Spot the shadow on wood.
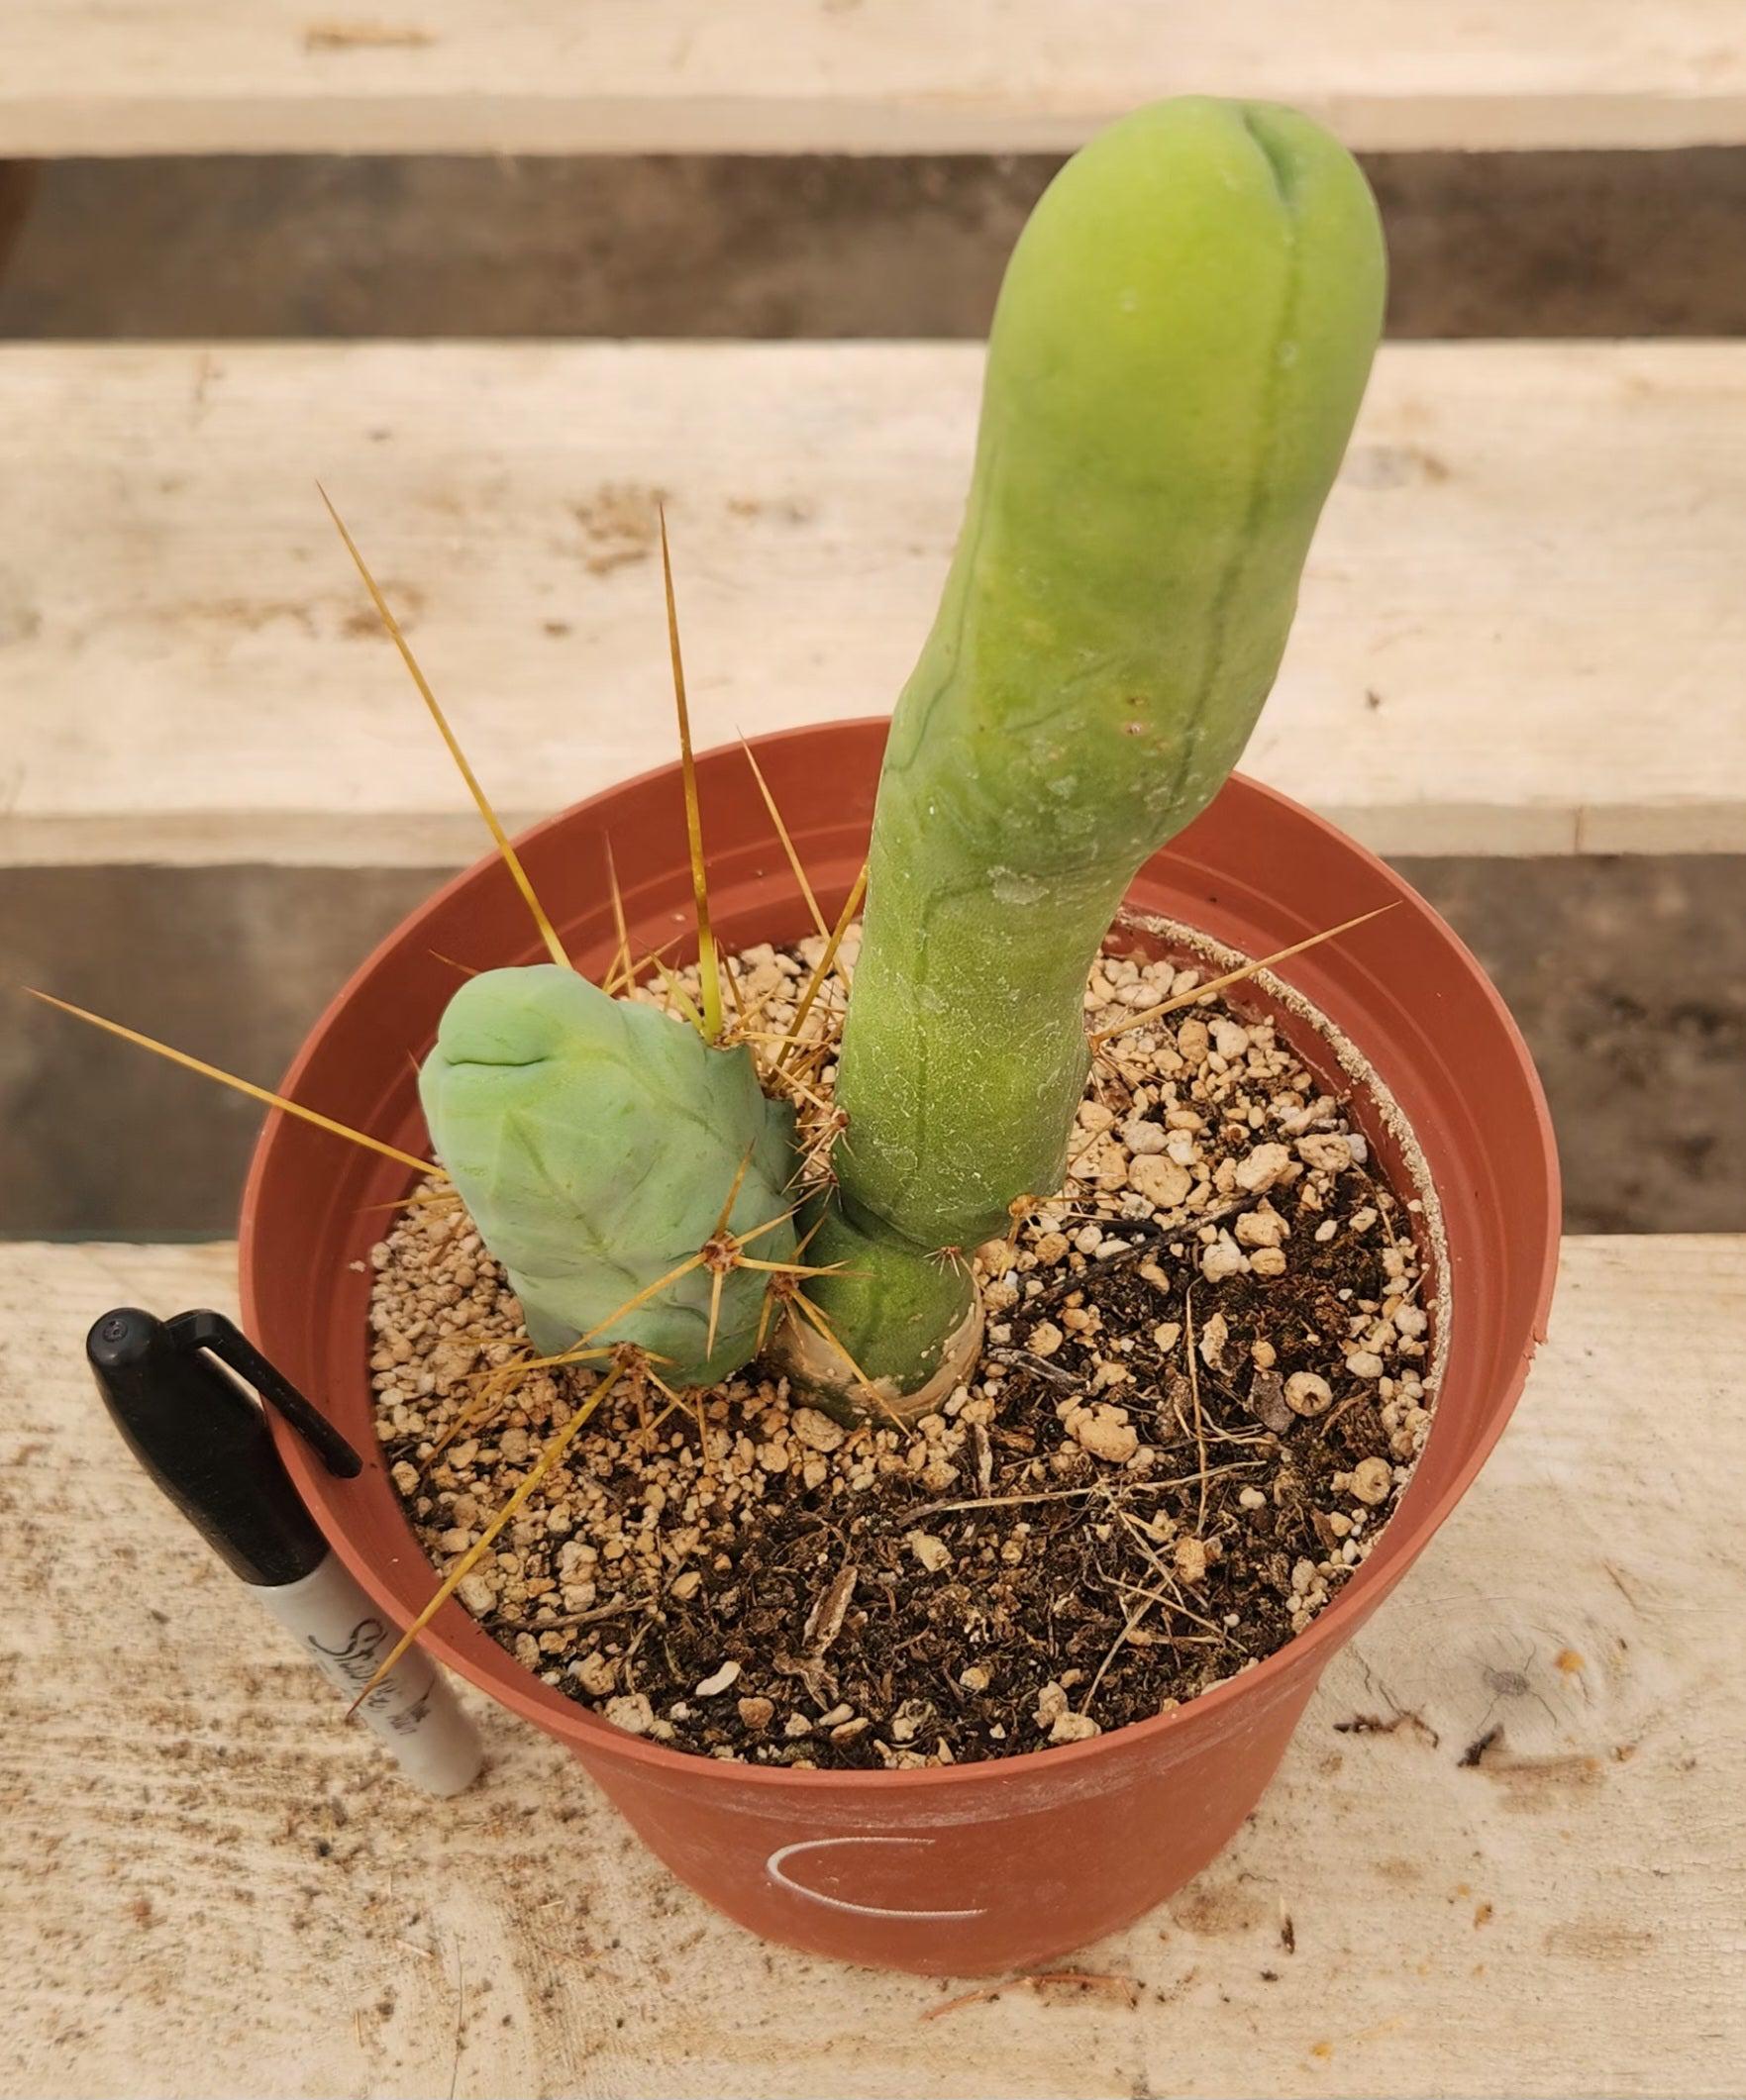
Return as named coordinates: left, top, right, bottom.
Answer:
left=0, top=161, right=37, bottom=279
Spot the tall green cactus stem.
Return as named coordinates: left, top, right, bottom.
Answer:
left=420, top=966, right=799, bottom=1385
left=809, top=97, right=1386, bottom=1399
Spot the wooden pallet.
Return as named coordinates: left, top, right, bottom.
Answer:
left=5, top=1235, right=1740, bottom=2097
left=3, top=339, right=1742, bottom=869
left=3, top=1, right=1745, bottom=155
left=4, top=12, right=1742, bottom=2084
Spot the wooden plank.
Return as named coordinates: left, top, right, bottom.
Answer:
left=2, top=2, right=1744, bottom=156
left=2, top=1235, right=1741, bottom=2097
left=2, top=340, right=1742, bottom=868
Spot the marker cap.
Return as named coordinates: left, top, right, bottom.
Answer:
left=86, top=1306, right=358, bottom=1586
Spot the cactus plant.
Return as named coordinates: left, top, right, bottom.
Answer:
left=419, top=93, right=1385, bottom=1412
left=419, top=966, right=799, bottom=1383
left=801, top=97, right=1387, bottom=1398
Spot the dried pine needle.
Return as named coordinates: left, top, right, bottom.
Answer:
left=703, top=1265, right=728, bottom=1359
left=735, top=1255, right=848, bottom=1278
left=651, top=956, right=706, bottom=1036
left=348, top=1360, right=630, bottom=1711
left=657, top=506, right=724, bottom=1042
left=720, top=950, right=747, bottom=1026
left=25, top=989, right=440, bottom=1176
left=739, top=737, right=831, bottom=945
left=319, top=484, right=572, bottom=973
left=785, top=1287, right=906, bottom=1432
left=608, top=935, right=684, bottom=1000
left=707, top=1144, right=757, bottom=1242
left=774, top=865, right=868, bottom=1076
left=1089, top=905, right=1396, bottom=1050
left=600, top=835, right=635, bottom=993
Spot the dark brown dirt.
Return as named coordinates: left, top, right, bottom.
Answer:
left=549, top=1173, right=1417, bottom=1769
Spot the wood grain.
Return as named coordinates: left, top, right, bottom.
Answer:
left=2, top=1235, right=1741, bottom=2098
left=2, top=1, right=1744, bottom=155
left=1, top=340, right=1742, bottom=868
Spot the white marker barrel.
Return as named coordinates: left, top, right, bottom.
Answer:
left=257, top=1553, right=484, bottom=1797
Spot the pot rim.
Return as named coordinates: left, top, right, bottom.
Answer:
left=244, top=717, right=1561, bottom=1795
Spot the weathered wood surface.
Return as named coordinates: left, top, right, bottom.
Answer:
left=2, top=1234, right=1741, bottom=2098
left=2, top=340, right=1742, bottom=868
left=2, top=1, right=1743, bottom=156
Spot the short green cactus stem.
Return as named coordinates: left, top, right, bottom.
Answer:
left=420, top=966, right=799, bottom=1385
left=804, top=97, right=1387, bottom=1400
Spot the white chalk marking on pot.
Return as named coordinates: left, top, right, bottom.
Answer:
left=766, top=1838, right=986, bottom=1921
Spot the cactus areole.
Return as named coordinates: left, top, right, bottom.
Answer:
left=418, top=96, right=1387, bottom=1415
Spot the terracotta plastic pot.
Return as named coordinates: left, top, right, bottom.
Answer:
left=242, top=718, right=1559, bottom=1976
